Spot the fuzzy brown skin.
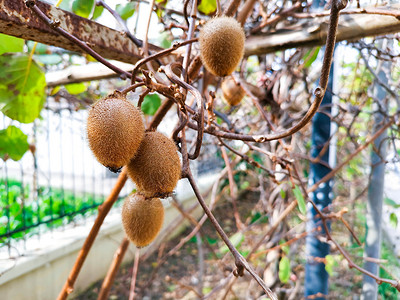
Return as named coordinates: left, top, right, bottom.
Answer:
left=127, top=131, right=181, bottom=197
left=199, top=17, right=245, bottom=77
left=121, top=194, right=164, bottom=247
left=221, top=77, right=245, bottom=106
left=87, top=94, right=145, bottom=171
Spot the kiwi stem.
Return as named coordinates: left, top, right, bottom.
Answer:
left=97, top=237, right=130, bottom=300
left=57, top=169, right=128, bottom=300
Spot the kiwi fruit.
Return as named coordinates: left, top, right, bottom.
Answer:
left=86, top=91, right=145, bottom=172
left=221, top=77, right=245, bottom=106
left=199, top=16, right=245, bottom=77
left=127, top=131, right=181, bottom=197
left=121, top=193, right=164, bottom=247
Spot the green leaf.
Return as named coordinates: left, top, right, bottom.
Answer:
left=218, top=232, right=244, bottom=255
left=240, top=181, right=250, bottom=190
left=384, top=197, right=400, bottom=208
left=279, top=256, right=290, bottom=283
left=279, top=240, right=289, bottom=255
left=72, top=0, right=95, bottom=18
left=91, top=5, right=104, bottom=20
left=303, top=47, right=320, bottom=68
left=141, top=94, right=161, bottom=116
left=0, top=34, right=24, bottom=55
left=116, top=2, right=136, bottom=20
left=65, top=82, right=87, bottom=94
left=159, top=32, right=173, bottom=49
left=280, top=189, right=286, bottom=199
left=293, top=185, right=306, bottom=215
left=0, top=125, right=29, bottom=161
left=205, top=236, right=218, bottom=245
left=325, top=254, right=335, bottom=276
left=198, top=0, right=217, bottom=15
left=390, top=213, right=398, bottom=228
left=0, top=55, right=46, bottom=123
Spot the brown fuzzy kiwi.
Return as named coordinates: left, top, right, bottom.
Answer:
left=199, top=16, right=245, bottom=77
left=121, top=193, right=164, bottom=247
left=127, top=131, right=181, bottom=197
left=87, top=91, right=145, bottom=172
left=221, top=77, right=245, bottom=106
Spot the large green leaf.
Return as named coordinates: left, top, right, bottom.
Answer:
left=198, top=0, right=217, bottom=15
left=72, top=0, right=95, bottom=18
left=0, top=55, right=46, bottom=123
left=0, top=34, right=24, bottom=55
left=0, top=125, right=29, bottom=161
left=279, top=256, right=290, bottom=283
left=141, top=94, right=161, bottom=116
left=116, top=2, right=136, bottom=20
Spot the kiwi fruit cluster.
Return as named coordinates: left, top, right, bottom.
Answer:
left=87, top=91, right=144, bottom=172
left=199, top=16, right=245, bottom=77
left=122, top=132, right=180, bottom=246
left=87, top=92, right=182, bottom=247
left=221, top=77, right=245, bottom=106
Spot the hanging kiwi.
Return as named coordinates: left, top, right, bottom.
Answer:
left=221, top=77, right=245, bottom=106
left=127, top=131, right=181, bottom=198
left=121, top=193, right=164, bottom=247
left=86, top=91, right=145, bottom=172
left=199, top=16, right=245, bottom=77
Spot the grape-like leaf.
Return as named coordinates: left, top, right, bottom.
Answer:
left=0, top=55, right=46, bottom=123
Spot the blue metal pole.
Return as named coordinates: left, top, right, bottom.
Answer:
left=304, top=57, right=334, bottom=299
